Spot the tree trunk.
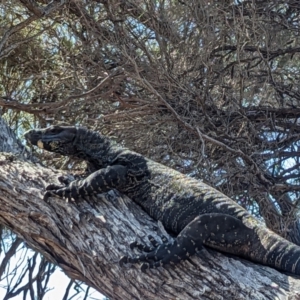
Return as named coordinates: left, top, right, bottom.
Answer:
left=0, top=120, right=299, bottom=299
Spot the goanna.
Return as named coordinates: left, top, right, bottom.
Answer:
left=25, top=125, right=300, bottom=274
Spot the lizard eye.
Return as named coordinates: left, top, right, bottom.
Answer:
left=49, top=141, right=59, bottom=149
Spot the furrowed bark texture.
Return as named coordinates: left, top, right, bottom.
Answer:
left=0, top=122, right=299, bottom=299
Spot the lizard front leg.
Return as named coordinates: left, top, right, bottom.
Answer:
left=44, top=165, right=128, bottom=202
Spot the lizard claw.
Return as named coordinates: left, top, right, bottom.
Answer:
left=141, top=262, right=150, bottom=272
left=119, top=256, right=129, bottom=266
left=43, top=190, right=55, bottom=202
left=43, top=187, right=74, bottom=203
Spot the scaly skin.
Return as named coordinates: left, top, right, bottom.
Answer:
left=25, top=125, right=300, bottom=273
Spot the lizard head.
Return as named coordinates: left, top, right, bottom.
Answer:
left=25, top=125, right=78, bottom=155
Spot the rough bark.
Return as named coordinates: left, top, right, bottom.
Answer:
left=0, top=122, right=300, bottom=299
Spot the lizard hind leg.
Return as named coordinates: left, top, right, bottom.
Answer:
left=119, top=228, right=204, bottom=272
left=120, top=213, right=252, bottom=271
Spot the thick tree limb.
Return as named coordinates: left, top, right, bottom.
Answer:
left=1, top=153, right=300, bottom=299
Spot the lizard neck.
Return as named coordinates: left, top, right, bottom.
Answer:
left=73, top=128, right=123, bottom=168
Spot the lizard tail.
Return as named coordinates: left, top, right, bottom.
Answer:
left=250, top=226, right=300, bottom=275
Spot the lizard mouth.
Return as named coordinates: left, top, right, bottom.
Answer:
left=24, top=129, right=43, bottom=146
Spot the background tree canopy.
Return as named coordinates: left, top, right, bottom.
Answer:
left=1, top=0, right=300, bottom=298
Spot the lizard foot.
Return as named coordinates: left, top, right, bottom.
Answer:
left=119, top=235, right=192, bottom=272
left=43, top=186, right=79, bottom=202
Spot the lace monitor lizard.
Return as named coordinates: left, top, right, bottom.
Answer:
left=25, top=125, right=300, bottom=274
